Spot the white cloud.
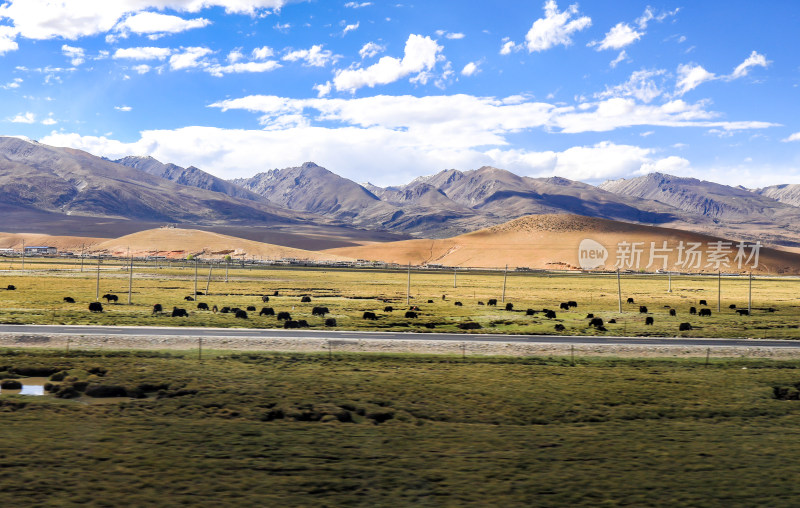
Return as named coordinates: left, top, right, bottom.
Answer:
left=499, top=40, right=518, bottom=55
left=206, top=60, right=281, bottom=77
left=227, top=49, right=244, bottom=63
left=589, top=22, right=642, bottom=51
left=597, top=69, right=666, bottom=103
left=113, top=47, right=172, bottom=60
left=313, top=81, right=332, bottom=97
left=782, top=132, right=800, bottom=143
left=461, top=61, right=480, bottom=77
left=61, top=44, right=85, bottom=65
left=41, top=115, right=57, bottom=125
left=273, top=22, right=291, bottom=33
left=133, top=64, right=152, bottom=74
left=169, top=46, right=213, bottom=70
left=731, top=50, right=770, bottom=79
left=282, top=45, right=335, bottom=67
left=0, top=1, right=289, bottom=42
left=675, top=51, right=770, bottom=95
left=342, top=22, right=359, bottom=35
left=486, top=142, right=687, bottom=181
left=0, top=25, right=19, bottom=54
left=333, top=34, right=443, bottom=93
left=114, top=12, right=210, bottom=37
left=115, top=105, right=133, bottom=112
left=609, top=50, right=629, bottom=68
left=675, top=64, right=716, bottom=95
left=359, top=42, right=385, bottom=59
left=2, top=77, right=23, bottom=89
left=344, top=1, right=371, bottom=7
left=436, top=30, right=465, bottom=40
left=9, top=112, right=35, bottom=123
left=524, top=0, right=591, bottom=52
left=252, top=46, right=275, bottom=60
left=209, top=93, right=776, bottom=143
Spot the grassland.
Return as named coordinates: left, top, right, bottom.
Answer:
left=1, top=257, right=799, bottom=339
left=2, top=350, right=800, bottom=506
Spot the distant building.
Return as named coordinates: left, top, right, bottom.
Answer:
left=24, top=246, right=57, bottom=255
left=0, top=248, right=15, bottom=256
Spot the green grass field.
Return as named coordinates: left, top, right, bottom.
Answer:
left=1, top=259, right=799, bottom=338
left=2, top=350, right=800, bottom=506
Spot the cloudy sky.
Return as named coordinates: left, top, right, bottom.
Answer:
left=1, top=0, right=798, bottom=187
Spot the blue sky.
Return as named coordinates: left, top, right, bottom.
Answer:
left=1, top=0, right=798, bottom=187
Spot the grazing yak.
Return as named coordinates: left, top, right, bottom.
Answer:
left=526, top=309, right=536, bottom=316
left=645, top=317, right=654, bottom=325
left=454, top=301, right=463, bottom=307
left=102, top=293, right=118, bottom=303
left=554, top=324, right=566, bottom=331
left=505, top=303, right=514, bottom=311
left=560, top=302, right=570, bottom=310
left=679, top=322, right=693, bottom=331
left=544, top=310, right=557, bottom=319
left=487, top=299, right=498, bottom=306
left=246, top=306, right=256, bottom=311
left=639, top=306, right=648, bottom=314
left=197, top=302, right=209, bottom=310
left=736, top=309, right=750, bottom=316
left=362, top=311, right=378, bottom=320
left=277, top=311, right=291, bottom=321
left=235, top=310, right=248, bottom=319
left=184, top=296, right=194, bottom=302
left=325, top=318, right=337, bottom=327
left=153, top=304, right=163, bottom=314
left=699, top=308, right=712, bottom=317
left=669, top=309, right=676, bottom=317
left=689, top=306, right=697, bottom=315
left=567, top=301, right=578, bottom=308
left=63, top=296, right=75, bottom=303
left=300, top=296, right=312, bottom=303
left=589, top=317, right=604, bottom=328
left=262, top=296, right=270, bottom=303
left=171, top=307, right=188, bottom=317
left=627, top=297, right=634, bottom=304
left=699, top=300, right=708, bottom=306
left=312, top=306, right=329, bottom=316
left=384, top=306, right=394, bottom=312
left=88, top=302, right=103, bottom=312
left=405, top=311, right=418, bottom=318
left=259, top=307, right=275, bottom=316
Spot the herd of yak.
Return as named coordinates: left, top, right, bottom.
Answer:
left=23, top=282, right=767, bottom=332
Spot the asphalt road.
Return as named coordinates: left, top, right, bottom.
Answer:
left=0, top=324, right=798, bottom=348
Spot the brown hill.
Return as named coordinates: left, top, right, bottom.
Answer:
left=326, top=214, right=800, bottom=274
left=92, top=228, right=353, bottom=262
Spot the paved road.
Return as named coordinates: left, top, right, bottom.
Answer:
left=0, top=324, right=797, bottom=348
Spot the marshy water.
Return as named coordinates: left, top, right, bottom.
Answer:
left=0, top=376, right=47, bottom=396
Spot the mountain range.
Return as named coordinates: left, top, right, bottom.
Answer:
left=4, top=136, right=800, bottom=250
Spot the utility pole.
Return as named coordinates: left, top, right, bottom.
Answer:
left=128, top=247, right=133, bottom=305
left=206, top=263, right=213, bottom=294
left=80, top=244, right=85, bottom=273
left=95, top=256, right=101, bottom=301
left=748, top=271, right=752, bottom=315
left=406, top=262, right=411, bottom=305
left=194, top=258, right=198, bottom=301
left=668, top=271, right=672, bottom=293
left=617, top=268, right=622, bottom=313
left=453, top=267, right=457, bottom=289
left=501, top=264, right=508, bottom=303
left=21, top=239, right=25, bottom=270
left=717, top=270, right=721, bottom=313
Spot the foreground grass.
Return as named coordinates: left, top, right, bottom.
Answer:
left=2, top=350, right=800, bottom=505
left=1, top=262, right=800, bottom=338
